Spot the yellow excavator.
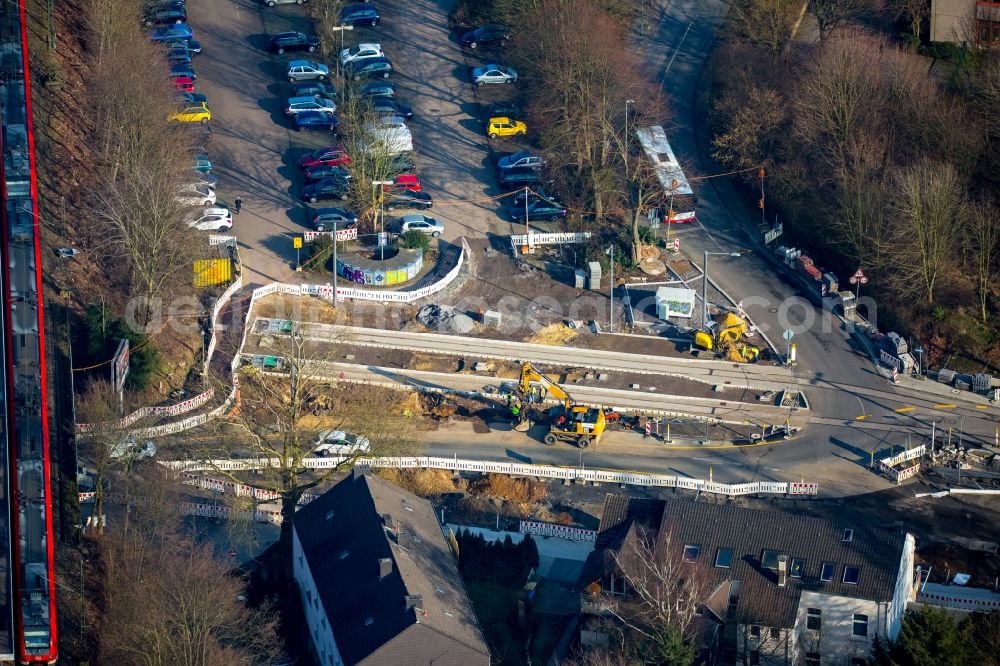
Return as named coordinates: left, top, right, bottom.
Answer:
left=693, top=312, right=761, bottom=363
left=510, top=362, right=606, bottom=448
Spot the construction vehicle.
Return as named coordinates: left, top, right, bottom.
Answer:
left=693, top=312, right=761, bottom=363
left=510, top=362, right=606, bottom=448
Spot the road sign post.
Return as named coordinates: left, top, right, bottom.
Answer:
left=848, top=267, right=868, bottom=301
left=782, top=329, right=794, bottom=366
left=293, top=236, right=303, bottom=269
left=111, top=338, right=129, bottom=415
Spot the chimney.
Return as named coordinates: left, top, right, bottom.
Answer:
left=777, top=555, right=788, bottom=588
left=378, top=557, right=393, bottom=580
left=405, top=594, right=423, bottom=611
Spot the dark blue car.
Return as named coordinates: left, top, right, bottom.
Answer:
left=340, top=3, right=380, bottom=27
left=169, top=63, right=196, bottom=80
left=295, top=111, right=340, bottom=133
left=149, top=23, right=193, bottom=42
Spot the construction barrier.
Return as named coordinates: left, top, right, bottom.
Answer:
left=179, top=472, right=318, bottom=505
left=520, top=520, right=597, bottom=542
left=76, top=388, right=215, bottom=434
left=510, top=231, right=591, bottom=252
left=162, top=455, right=819, bottom=497
left=877, top=444, right=926, bottom=484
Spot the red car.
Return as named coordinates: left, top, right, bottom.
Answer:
left=171, top=75, right=195, bottom=93
left=390, top=174, right=420, bottom=192
left=299, top=145, right=352, bottom=168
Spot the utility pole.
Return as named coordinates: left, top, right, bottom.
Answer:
left=608, top=245, right=615, bottom=332
left=331, top=222, right=338, bottom=305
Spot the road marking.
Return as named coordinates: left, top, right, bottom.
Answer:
left=855, top=415, right=867, bottom=420
left=934, top=403, right=957, bottom=410
left=976, top=404, right=990, bottom=410
left=894, top=406, right=915, bottom=413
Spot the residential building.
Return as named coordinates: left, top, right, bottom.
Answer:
left=292, top=468, right=491, bottom=666
left=579, top=496, right=916, bottom=666
left=931, top=0, right=1000, bottom=45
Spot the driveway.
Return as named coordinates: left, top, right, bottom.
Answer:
left=189, top=0, right=515, bottom=288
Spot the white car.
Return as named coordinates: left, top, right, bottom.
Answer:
left=110, top=436, right=157, bottom=461
left=312, top=430, right=371, bottom=457
left=400, top=214, right=444, bottom=237
left=285, top=95, right=338, bottom=116
left=471, top=64, right=517, bottom=86
left=176, top=184, right=216, bottom=206
left=186, top=206, right=233, bottom=232
left=287, top=60, right=329, bottom=82
left=339, top=42, right=383, bottom=66
left=362, top=116, right=413, bottom=154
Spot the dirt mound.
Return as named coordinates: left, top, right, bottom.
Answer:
left=469, top=473, right=548, bottom=503
left=375, top=468, right=465, bottom=495
left=526, top=323, right=578, bottom=346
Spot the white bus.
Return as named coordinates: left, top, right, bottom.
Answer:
left=635, top=125, right=696, bottom=223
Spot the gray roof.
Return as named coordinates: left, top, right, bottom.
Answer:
left=582, top=496, right=910, bottom=628
left=293, top=471, right=490, bottom=665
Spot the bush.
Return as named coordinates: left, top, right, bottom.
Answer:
left=81, top=303, right=161, bottom=390
left=398, top=230, right=431, bottom=251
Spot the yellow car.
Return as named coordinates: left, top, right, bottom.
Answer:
left=169, top=103, right=211, bottom=124
left=487, top=116, right=527, bottom=139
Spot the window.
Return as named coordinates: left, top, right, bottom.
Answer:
left=844, top=566, right=861, bottom=585
left=853, top=613, right=869, bottom=637
left=761, top=549, right=781, bottom=570
left=843, top=528, right=854, bottom=542
left=749, top=624, right=761, bottom=638
left=806, top=608, right=822, bottom=631
left=790, top=558, right=805, bottom=578
left=715, top=548, right=734, bottom=568
left=683, top=544, right=701, bottom=562
left=805, top=652, right=821, bottom=666
left=769, top=626, right=781, bottom=640
left=820, top=562, right=835, bottom=582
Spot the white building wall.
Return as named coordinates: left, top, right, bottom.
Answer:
left=887, top=533, right=916, bottom=640
left=293, top=527, right=345, bottom=666
left=930, top=0, right=974, bottom=43
left=794, top=592, right=885, bottom=665
left=737, top=625, right=798, bottom=666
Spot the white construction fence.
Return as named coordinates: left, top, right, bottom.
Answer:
left=877, top=444, right=926, bottom=484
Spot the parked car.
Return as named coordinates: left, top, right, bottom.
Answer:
left=301, top=177, right=351, bottom=203
left=285, top=95, right=337, bottom=116
left=170, top=63, right=196, bottom=80
left=390, top=174, right=420, bottom=192
left=171, top=75, right=195, bottom=93
left=346, top=56, right=392, bottom=81
left=166, top=38, right=201, bottom=54
left=339, top=3, right=380, bottom=26
left=339, top=42, right=383, bottom=66
left=357, top=81, right=396, bottom=99
left=489, top=100, right=521, bottom=118
left=169, top=102, right=211, bottom=123
left=191, top=153, right=212, bottom=173
left=512, top=187, right=559, bottom=208
left=294, top=111, right=340, bottom=133
left=149, top=23, right=193, bottom=42
left=264, top=0, right=307, bottom=6
left=186, top=206, right=233, bottom=231
left=286, top=60, right=329, bottom=82
left=192, top=172, right=219, bottom=188
left=460, top=25, right=510, bottom=48
left=498, top=150, right=544, bottom=170
left=269, top=31, right=320, bottom=54
left=363, top=116, right=412, bottom=152
left=471, top=64, right=517, bottom=85
left=304, top=164, right=351, bottom=182
left=180, top=91, right=208, bottom=105
left=176, top=183, right=216, bottom=206
left=311, top=207, right=358, bottom=231
left=498, top=167, right=542, bottom=189
left=299, top=145, right=351, bottom=168
left=384, top=189, right=433, bottom=211
left=511, top=199, right=567, bottom=222
left=294, top=81, right=336, bottom=98
left=110, top=436, right=157, bottom=461
left=312, top=430, right=370, bottom=457
left=386, top=154, right=416, bottom=174
left=166, top=49, right=192, bottom=65
left=487, top=116, right=526, bottom=138
left=400, top=214, right=443, bottom=237
left=369, top=97, right=412, bottom=119
left=144, top=4, right=186, bottom=26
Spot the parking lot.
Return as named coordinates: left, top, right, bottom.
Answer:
left=188, top=0, right=524, bottom=287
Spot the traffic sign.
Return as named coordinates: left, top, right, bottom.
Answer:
left=849, top=268, right=868, bottom=285
left=672, top=238, right=680, bottom=252
left=782, top=329, right=794, bottom=341
left=293, top=237, right=303, bottom=249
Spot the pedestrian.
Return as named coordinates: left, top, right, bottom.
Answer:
left=234, top=196, right=243, bottom=215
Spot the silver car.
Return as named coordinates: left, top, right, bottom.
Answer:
left=471, top=64, right=517, bottom=86
left=400, top=214, right=444, bottom=237
left=264, top=0, right=306, bottom=6
left=287, top=60, right=329, bottom=82
left=285, top=95, right=337, bottom=116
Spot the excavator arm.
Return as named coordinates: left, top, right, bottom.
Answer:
left=518, top=362, right=573, bottom=409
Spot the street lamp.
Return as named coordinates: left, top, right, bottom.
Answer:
left=702, top=251, right=741, bottom=329
left=372, top=180, right=393, bottom=260
left=331, top=222, right=339, bottom=306
left=624, top=99, right=635, bottom=179
left=329, top=26, right=354, bottom=77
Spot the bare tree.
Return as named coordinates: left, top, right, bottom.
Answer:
left=967, top=199, right=1000, bottom=322
left=829, top=131, right=892, bottom=269
left=891, top=0, right=930, bottom=39
left=812, top=0, right=870, bottom=40
left=731, top=0, right=798, bottom=55
left=892, top=159, right=966, bottom=304
left=711, top=84, right=787, bottom=171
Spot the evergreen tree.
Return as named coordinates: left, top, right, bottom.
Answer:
left=873, top=605, right=970, bottom=666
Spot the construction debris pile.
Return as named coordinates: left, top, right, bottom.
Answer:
left=416, top=304, right=475, bottom=333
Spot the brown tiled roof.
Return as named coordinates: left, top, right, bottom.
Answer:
left=657, top=500, right=908, bottom=628
left=293, top=472, right=490, bottom=665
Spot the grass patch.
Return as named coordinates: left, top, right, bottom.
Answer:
left=466, top=580, right=527, bottom=665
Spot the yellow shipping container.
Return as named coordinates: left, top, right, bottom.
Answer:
left=193, top=259, right=232, bottom=287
